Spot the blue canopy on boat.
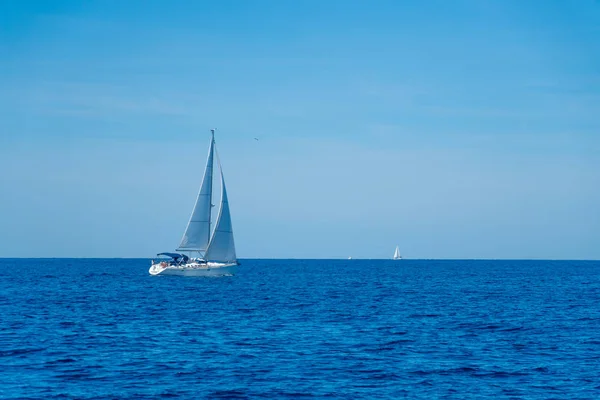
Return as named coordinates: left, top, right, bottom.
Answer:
left=156, top=252, right=189, bottom=262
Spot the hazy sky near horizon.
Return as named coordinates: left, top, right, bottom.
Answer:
left=1, top=0, right=599, bottom=259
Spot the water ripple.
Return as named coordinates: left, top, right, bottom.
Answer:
left=1, top=259, right=599, bottom=398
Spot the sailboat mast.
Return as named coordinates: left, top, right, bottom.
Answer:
left=207, top=128, right=215, bottom=250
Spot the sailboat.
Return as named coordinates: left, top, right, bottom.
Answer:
left=393, top=246, right=402, bottom=260
left=149, top=129, right=238, bottom=276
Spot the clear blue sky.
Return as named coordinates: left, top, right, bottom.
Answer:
left=1, top=0, right=599, bottom=259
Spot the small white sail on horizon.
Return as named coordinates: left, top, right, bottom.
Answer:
left=393, top=246, right=402, bottom=260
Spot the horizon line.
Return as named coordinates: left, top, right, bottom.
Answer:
left=0, top=257, right=598, bottom=262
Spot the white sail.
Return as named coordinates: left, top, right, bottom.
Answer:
left=178, top=134, right=215, bottom=251
left=393, top=246, right=401, bottom=260
left=204, top=154, right=237, bottom=263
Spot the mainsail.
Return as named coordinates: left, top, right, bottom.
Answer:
left=204, top=152, right=237, bottom=263
left=393, top=246, right=401, bottom=260
left=178, top=133, right=215, bottom=251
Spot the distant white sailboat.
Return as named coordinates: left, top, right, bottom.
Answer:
left=393, top=246, right=402, bottom=260
left=149, top=129, right=238, bottom=276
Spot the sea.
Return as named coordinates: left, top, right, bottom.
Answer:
left=1, top=259, right=599, bottom=399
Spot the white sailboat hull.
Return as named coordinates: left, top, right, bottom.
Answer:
left=149, top=262, right=237, bottom=277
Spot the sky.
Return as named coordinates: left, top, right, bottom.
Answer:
left=0, top=0, right=599, bottom=259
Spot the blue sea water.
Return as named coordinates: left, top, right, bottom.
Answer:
left=1, top=259, right=599, bottom=399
